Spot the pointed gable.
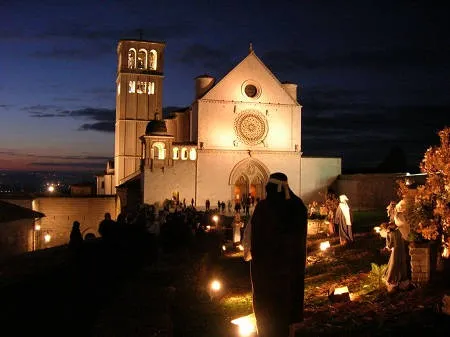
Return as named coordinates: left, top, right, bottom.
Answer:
left=200, top=52, right=299, bottom=105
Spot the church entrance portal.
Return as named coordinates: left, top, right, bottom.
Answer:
left=229, top=158, right=269, bottom=204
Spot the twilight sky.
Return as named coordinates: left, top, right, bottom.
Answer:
left=0, top=0, right=449, bottom=173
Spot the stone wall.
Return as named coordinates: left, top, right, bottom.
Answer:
left=32, top=196, right=118, bottom=249
left=409, top=244, right=430, bottom=285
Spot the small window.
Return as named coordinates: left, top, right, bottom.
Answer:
left=128, top=48, right=136, bottom=69
left=129, top=81, right=136, bottom=93
left=173, top=147, right=179, bottom=160
left=148, top=82, right=155, bottom=95
left=189, top=148, right=197, bottom=160
left=181, top=148, right=188, bottom=160
left=149, top=50, right=157, bottom=70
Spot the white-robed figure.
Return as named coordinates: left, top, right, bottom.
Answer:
left=335, top=194, right=354, bottom=245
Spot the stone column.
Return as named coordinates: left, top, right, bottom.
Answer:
left=409, top=243, right=430, bottom=285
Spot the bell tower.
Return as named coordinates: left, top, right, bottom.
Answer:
left=114, top=39, right=166, bottom=187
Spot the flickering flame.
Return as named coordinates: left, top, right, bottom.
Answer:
left=320, top=241, right=331, bottom=251
left=334, top=286, right=349, bottom=295
left=442, top=247, right=449, bottom=258
left=231, top=313, right=257, bottom=337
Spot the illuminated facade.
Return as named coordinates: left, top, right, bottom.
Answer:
left=97, top=39, right=342, bottom=207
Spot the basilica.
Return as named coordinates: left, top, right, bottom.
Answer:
left=96, top=39, right=341, bottom=209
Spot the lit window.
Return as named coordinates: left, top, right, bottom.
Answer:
left=148, top=82, right=155, bottom=95
left=128, top=48, right=136, bottom=69
left=149, top=50, right=157, bottom=70
left=189, top=148, right=197, bottom=160
left=137, top=81, right=147, bottom=94
left=181, top=148, right=188, bottom=160
left=129, top=81, right=136, bottom=93
left=173, top=147, right=179, bottom=160
left=152, top=142, right=166, bottom=160
left=138, top=49, right=147, bottom=69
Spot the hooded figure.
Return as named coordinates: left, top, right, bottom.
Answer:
left=250, top=172, right=308, bottom=337
left=335, top=194, right=354, bottom=246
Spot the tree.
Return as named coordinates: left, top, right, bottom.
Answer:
left=399, top=127, right=450, bottom=254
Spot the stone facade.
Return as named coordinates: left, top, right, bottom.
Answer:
left=97, top=39, right=342, bottom=209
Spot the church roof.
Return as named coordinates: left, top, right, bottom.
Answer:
left=145, top=119, right=167, bottom=135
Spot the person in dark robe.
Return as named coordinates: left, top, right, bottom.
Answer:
left=382, top=222, right=410, bottom=291
left=335, top=195, right=354, bottom=246
left=250, top=172, right=308, bottom=337
left=69, top=220, right=83, bottom=251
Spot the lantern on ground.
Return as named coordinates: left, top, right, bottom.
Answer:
left=328, top=285, right=350, bottom=302
left=231, top=313, right=257, bottom=337
left=320, top=241, right=330, bottom=251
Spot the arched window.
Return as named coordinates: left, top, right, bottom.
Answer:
left=189, top=148, right=197, bottom=160
left=173, top=147, right=179, bottom=160
left=181, top=147, right=188, bottom=160
left=128, top=81, right=136, bottom=93
left=147, top=82, right=155, bottom=95
left=137, top=49, right=147, bottom=69
left=128, top=48, right=137, bottom=69
left=152, top=142, right=166, bottom=160
left=149, top=50, right=157, bottom=70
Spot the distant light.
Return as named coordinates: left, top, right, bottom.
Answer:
left=210, top=279, right=222, bottom=292
left=48, top=185, right=55, bottom=192
left=44, top=233, right=51, bottom=243
left=212, top=215, right=219, bottom=223
left=222, top=245, right=227, bottom=251
left=35, top=224, right=41, bottom=231
left=320, top=241, right=331, bottom=251
left=231, top=313, right=257, bottom=337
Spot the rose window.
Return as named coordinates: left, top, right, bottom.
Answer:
left=234, top=110, right=268, bottom=146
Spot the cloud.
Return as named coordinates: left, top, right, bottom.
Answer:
left=177, top=43, right=232, bottom=72
left=79, top=122, right=115, bottom=133
left=0, top=150, right=111, bottom=161
left=263, top=45, right=450, bottom=73
left=29, top=161, right=107, bottom=169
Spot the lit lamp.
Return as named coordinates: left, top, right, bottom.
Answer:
left=238, top=244, right=244, bottom=251
left=47, top=185, right=55, bottom=193
left=34, top=224, right=41, bottom=231
left=44, top=233, right=52, bottom=243
left=210, top=279, right=222, bottom=292
left=320, top=241, right=331, bottom=251
left=231, top=313, right=257, bottom=337
left=208, top=279, right=223, bottom=300
left=212, top=214, right=219, bottom=230
left=373, top=226, right=381, bottom=234
left=328, top=285, right=350, bottom=302
left=222, top=244, right=227, bottom=251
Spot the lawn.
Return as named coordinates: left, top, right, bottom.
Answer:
left=170, top=214, right=450, bottom=337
